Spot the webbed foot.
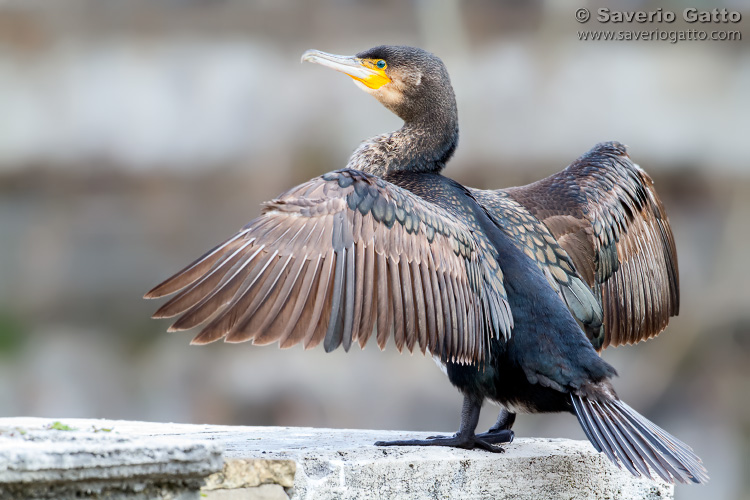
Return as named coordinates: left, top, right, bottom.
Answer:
left=375, top=433, right=505, bottom=453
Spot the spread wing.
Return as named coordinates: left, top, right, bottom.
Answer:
left=504, top=142, right=679, bottom=349
left=145, top=169, right=512, bottom=364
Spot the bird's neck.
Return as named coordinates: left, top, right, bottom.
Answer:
left=346, top=111, right=458, bottom=177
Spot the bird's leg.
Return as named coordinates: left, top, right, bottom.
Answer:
left=475, top=408, right=516, bottom=444
left=375, top=394, right=505, bottom=453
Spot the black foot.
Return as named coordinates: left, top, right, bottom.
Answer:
left=375, top=434, right=505, bottom=453
left=475, top=428, right=514, bottom=444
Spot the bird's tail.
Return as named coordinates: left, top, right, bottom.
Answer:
left=571, top=395, right=708, bottom=484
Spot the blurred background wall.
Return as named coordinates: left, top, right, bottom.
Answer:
left=0, top=1, right=748, bottom=498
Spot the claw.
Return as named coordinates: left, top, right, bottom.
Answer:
left=426, top=434, right=453, bottom=440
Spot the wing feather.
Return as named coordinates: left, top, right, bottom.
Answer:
left=375, top=251, right=391, bottom=350
left=398, top=259, right=413, bottom=352
left=420, top=259, right=437, bottom=352
left=357, top=242, right=377, bottom=348
left=411, top=259, right=428, bottom=354
left=389, top=256, right=406, bottom=352
left=349, top=241, right=366, bottom=346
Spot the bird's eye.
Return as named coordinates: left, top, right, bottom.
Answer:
left=376, top=60, right=386, bottom=69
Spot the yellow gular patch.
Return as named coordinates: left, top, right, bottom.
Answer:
left=352, top=59, right=391, bottom=89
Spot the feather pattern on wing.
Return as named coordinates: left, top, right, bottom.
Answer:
left=503, top=142, right=679, bottom=349
left=471, top=187, right=605, bottom=347
left=145, top=169, right=512, bottom=364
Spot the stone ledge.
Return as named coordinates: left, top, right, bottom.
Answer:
left=0, top=418, right=223, bottom=499
left=0, top=417, right=674, bottom=500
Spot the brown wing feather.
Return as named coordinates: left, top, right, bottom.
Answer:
left=505, top=141, right=679, bottom=349
left=356, top=242, right=376, bottom=348
left=146, top=169, right=511, bottom=364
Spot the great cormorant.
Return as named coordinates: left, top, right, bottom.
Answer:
left=145, top=45, right=707, bottom=484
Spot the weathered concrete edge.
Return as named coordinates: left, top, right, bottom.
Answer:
left=0, top=419, right=224, bottom=499
left=282, top=439, right=675, bottom=500
left=203, top=458, right=296, bottom=490
left=0, top=418, right=674, bottom=500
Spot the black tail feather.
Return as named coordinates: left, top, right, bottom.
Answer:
left=571, top=395, right=708, bottom=484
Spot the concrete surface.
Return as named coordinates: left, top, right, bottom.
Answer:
left=207, top=485, right=290, bottom=500
left=0, top=419, right=223, bottom=499
left=0, top=417, right=674, bottom=500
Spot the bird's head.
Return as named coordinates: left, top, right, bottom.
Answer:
left=302, top=45, right=455, bottom=125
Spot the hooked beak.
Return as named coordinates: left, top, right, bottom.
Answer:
left=301, top=49, right=391, bottom=90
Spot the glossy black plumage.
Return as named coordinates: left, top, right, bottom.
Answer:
left=146, top=45, right=706, bottom=484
